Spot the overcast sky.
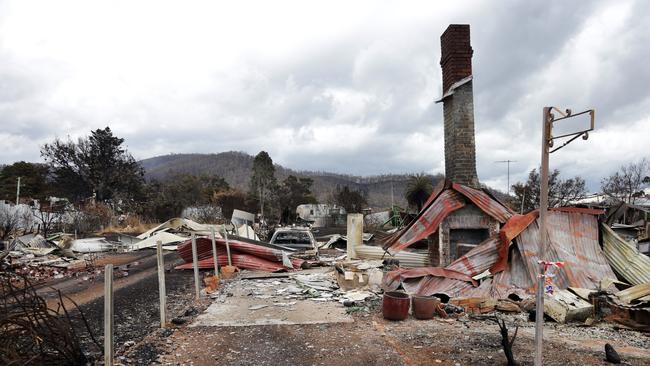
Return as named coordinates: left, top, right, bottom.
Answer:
left=1, top=0, right=648, bottom=192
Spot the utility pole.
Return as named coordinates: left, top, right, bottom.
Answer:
left=16, top=177, right=21, bottom=205
left=534, top=107, right=594, bottom=366
left=495, top=160, right=516, bottom=195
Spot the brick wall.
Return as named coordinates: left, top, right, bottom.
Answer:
left=440, top=24, right=479, bottom=188
left=440, top=24, right=473, bottom=95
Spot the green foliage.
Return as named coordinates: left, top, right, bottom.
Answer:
left=40, top=127, right=144, bottom=202
left=405, top=173, right=434, bottom=212
left=277, top=175, right=318, bottom=223
left=0, top=162, right=51, bottom=201
left=332, top=185, right=367, bottom=213
left=511, top=168, right=587, bottom=212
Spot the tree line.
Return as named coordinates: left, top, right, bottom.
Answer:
left=0, top=127, right=647, bottom=236
left=0, top=127, right=371, bottom=236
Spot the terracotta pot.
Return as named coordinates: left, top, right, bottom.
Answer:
left=412, top=295, right=439, bottom=320
left=382, top=292, right=410, bottom=321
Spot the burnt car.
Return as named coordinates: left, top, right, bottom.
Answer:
left=269, top=227, right=317, bottom=251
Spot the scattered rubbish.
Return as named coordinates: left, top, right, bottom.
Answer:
left=171, top=318, right=187, bottom=325
left=204, top=275, right=220, bottom=293
left=248, top=304, right=269, bottom=310
left=544, top=289, right=593, bottom=323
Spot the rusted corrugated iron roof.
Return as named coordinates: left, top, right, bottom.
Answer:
left=383, top=182, right=513, bottom=253
left=177, top=237, right=303, bottom=272
left=602, top=224, right=650, bottom=286
left=452, top=183, right=514, bottom=223
left=386, top=211, right=618, bottom=298
left=550, top=207, right=605, bottom=215
left=421, top=179, right=448, bottom=211
left=515, top=211, right=615, bottom=290
left=385, top=189, right=465, bottom=253
left=446, top=236, right=500, bottom=277
left=616, top=283, right=650, bottom=304
left=491, top=212, right=539, bottom=273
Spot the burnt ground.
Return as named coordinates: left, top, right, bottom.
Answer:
left=39, top=254, right=650, bottom=366
left=128, top=310, right=650, bottom=366
left=57, top=251, right=211, bottom=364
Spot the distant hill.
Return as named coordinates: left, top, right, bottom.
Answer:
left=139, top=151, right=444, bottom=209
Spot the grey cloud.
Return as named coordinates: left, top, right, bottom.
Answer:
left=0, top=0, right=648, bottom=194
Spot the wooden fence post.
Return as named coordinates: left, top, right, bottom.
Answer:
left=223, top=225, right=232, bottom=266
left=104, top=264, right=114, bottom=366
left=210, top=227, right=219, bottom=275
left=191, top=233, right=201, bottom=299
left=156, top=240, right=167, bottom=328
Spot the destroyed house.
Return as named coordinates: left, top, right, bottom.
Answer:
left=381, top=25, right=650, bottom=307
left=382, top=25, right=510, bottom=267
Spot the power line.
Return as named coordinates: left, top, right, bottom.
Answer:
left=495, top=160, right=517, bottom=195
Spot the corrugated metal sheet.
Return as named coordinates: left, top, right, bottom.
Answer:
left=386, top=190, right=465, bottom=253
left=383, top=267, right=477, bottom=295
left=602, top=224, right=650, bottom=286
left=177, top=237, right=303, bottom=272
left=616, top=283, right=650, bottom=304
left=383, top=183, right=515, bottom=253
left=491, top=212, right=538, bottom=273
left=514, top=211, right=615, bottom=290
left=354, top=245, right=429, bottom=268
left=176, top=253, right=290, bottom=272
left=452, top=183, right=513, bottom=223
left=550, top=207, right=605, bottom=215
left=446, top=236, right=500, bottom=277
left=421, top=179, right=448, bottom=212
left=387, top=211, right=618, bottom=298
left=403, top=276, right=474, bottom=297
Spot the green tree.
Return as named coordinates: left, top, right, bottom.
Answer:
left=277, top=175, right=318, bottom=223
left=250, top=151, right=277, bottom=220
left=511, top=168, right=587, bottom=213
left=405, top=174, right=434, bottom=212
left=601, top=158, right=649, bottom=204
left=41, top=127, right=145, bottom=202
left=332, top=185, right=367, bottom=213
left=0, top=162, right=51, bottom=201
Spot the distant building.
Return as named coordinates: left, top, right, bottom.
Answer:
left=296, top=204, right=346, bottom=227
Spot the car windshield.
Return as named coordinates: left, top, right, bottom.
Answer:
left=273, top=232, right=311, bottom=245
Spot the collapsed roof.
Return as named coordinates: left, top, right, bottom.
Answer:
left=382, top=182, right=650, bottom=299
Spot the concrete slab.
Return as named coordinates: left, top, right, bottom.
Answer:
left=191, top=298, right=354, bottom=327
left=191, top=270, right=354, bottom=327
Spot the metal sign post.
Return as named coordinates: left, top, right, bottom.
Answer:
left=534, top=107, right=594, bottom=366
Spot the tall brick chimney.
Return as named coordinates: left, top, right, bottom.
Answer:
left=439, top=24, right=479, bottom=188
